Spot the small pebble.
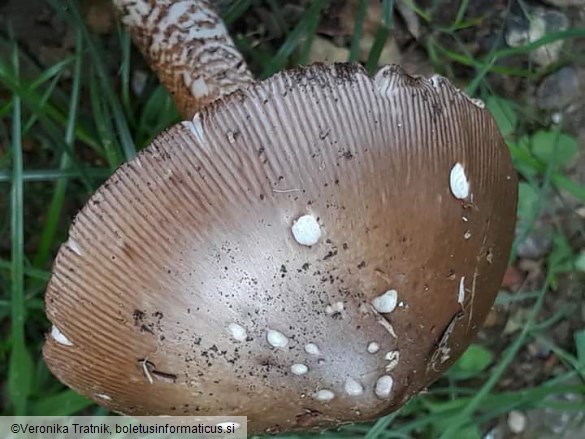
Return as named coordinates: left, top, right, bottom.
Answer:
left=507, top=410, right=527, bottom=434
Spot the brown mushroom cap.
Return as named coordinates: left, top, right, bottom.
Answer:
left=43, top=63, right=517, bottom=435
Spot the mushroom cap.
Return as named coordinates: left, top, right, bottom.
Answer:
left=43, top=64, right=517, bottom=435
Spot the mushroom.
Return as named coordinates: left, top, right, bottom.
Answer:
left=111, top=0, right=254, bottom=117
left=43, top=2, right=518, bottom=436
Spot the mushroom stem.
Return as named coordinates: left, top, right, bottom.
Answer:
left=112, top=0, right=254, bottom=118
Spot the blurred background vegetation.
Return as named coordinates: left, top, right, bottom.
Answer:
left=1, top=0, right=585, bottom=437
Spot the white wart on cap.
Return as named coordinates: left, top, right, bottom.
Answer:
left=43, top=63, right=517, bottom=435
left=372, top=290, right=398, bottom=313
left=291, top=214, right=322, bottom=246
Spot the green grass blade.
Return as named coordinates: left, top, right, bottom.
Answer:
left=223, top=0, right=253, bottom=25
left=31, top=390, right=95, bottom=416
left=298, top=0, right=328, bottom=65
left=448, top=0, right=470, bottom=32
left=365, top=410, right=401, bottom=439
left=0, top=168, right=111, bottom=183
left=465, top=57, right=496, bottom=97
left=494, top=28, right=585, bottom=59
left=261, top=0, right=329, bottom=77
left=365, top=0, right=394, bottom=73
left=7, top=41, right=34, bottom=416
left=28, top=56, right=74, bottom=89
left=134, top=84, right=180, bottom=147
left=54, top=0, right=137, bottom=161
left=552, top=174, right=585, bottom=202
left=0, top=62, right=97, bottom=193
left=33, top=29, right=83, bottom=268
left=434, top=27, right=585, bottom=78
left=438, top=279, right=550, bottom=437
left=23, top=72, right=63, bottom=135
left=118, top=27, right=135, bottom=126
left=399, top=0, right=431, bottom=22
left=0, top=58, right=101, bottom=152
left=0, top=259, right=50, bottom=282
left=90, top=67, right=122, bottom=169
left=348, top=0, right=368, bottom=62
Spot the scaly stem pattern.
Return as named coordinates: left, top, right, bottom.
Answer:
left=112, top=0, right=254, bottom=118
